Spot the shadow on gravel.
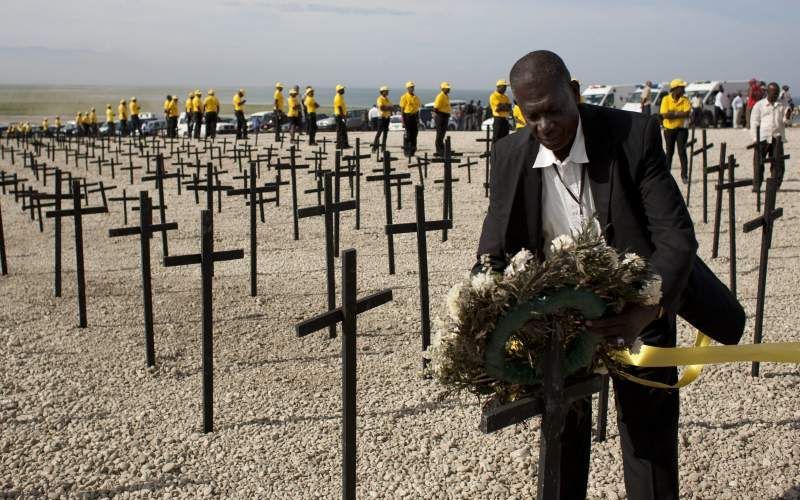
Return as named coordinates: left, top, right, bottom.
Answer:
left=779, top=485, right=800, bottom=499
left=362, top=399, right=466, bottom=419
left=684, top=417, right=800, bottom=431
left=77, top=478, right=208, bottom=498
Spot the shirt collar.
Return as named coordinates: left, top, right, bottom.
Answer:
left=532, top=117, right=588, bottom=169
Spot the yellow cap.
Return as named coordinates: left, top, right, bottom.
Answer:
left=336, top=84, right=345, bottom=91
left=107, top=104, right=111, bottom=108
left=405, top=81, right=415, bottom=88
left=172, top=96, right=178, bottom=100
left=440, top=82, right=451, bottom=90
left=496, top=79, right=509, bottom=87
left=208, top=89, right=215, bottom=95
left=670, top=78, right=687, bottom=89
left=131, top=96, right=137, bottom=101
left=379, top=85, right=389, bottom=92
left=289, top=89, right=298, bottom=95
left=120, top=99, right=126, bottom=104
left=305, top=87, right=313, bottom=95
left=275, top=82, right=283, bottom=88
left=239, top=88, right=245, bottom=94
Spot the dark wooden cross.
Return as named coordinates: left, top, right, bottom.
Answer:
left=141, top=154, right=180, bottom=256
left=0, top=176, right=16, bottom=275
left=45, top=179, right=108, bottom=327
left=431, top=137, right=459, bottom=241
left=276, top=145, right=309, bottom=240
left=709, top=142, right=727, bottom=258
left=687, top=128, right=713, bottom=222
left=386, top=185, right=451, bottom=370
left=763, top=137, right=790, bottom=191
left=109, top=191, right=179, bottom=367
left=476, top=126, right=492, bottom=197
left=108, top=188, right=139, bottom=226
left=743, top=177, right=782, bottom=377
left=407, top=153, right=430, bottom=185
left=163, top=210, right=244, bottom=433
left=746, top=126, right=765, bottom=211
left=332, top=150, right=362, bottom=251
left=294, top=248, right=393, bottom=500
left=226, top=163, right=278, bottom=296
left=297, top=173, right=357, bottom=338
left=717, top=154, right=752, bottom=297
left=457, top=156, right=479, bottom=184
left=365, top=153, right=409, bottom=275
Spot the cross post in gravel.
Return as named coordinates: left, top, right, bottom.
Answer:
left=386, top=185, right=451, bottom=371
left=120, top=156, right=142, bottom=184
left=45, top=179, right=109, bottom=328
left=743, top=177, right=783, bottom=377
left=141, top=155, right=180, bottom=256
left=297, top=172, right=357, bottom=338
left=763, top=137, right=790, bottom=190
left=342, top=138, right=369, bottom=199
left=109, top=189, right=138, bottom=225
left=226, top=163, right=278, bottom=296
left=332, top=149, right=362, bottom=251
left=295, top=248, right=393, bottom=500
left=0, top=176, right=18, bottom=275
left=164, top=209, right=244, bottom=433
left=709, top=142, right=727, bottom=258
left=717, top=154, right=753, bottom=297
left=689, top=128, right=713, bottom=223
left=109, top=191, right=179, bottom=367
left=476, top=126, right=492, bottom=197
left=431, top=137, right=460, bottom=241
left=365, top=152, right=409, bottom=275
left=407, top=152, right=430, bottom=184
left=747, top=126, right=764, bottom=211
left=276, top=145, right=309, bottom=240
left=457, top=155, right=478, bottom=184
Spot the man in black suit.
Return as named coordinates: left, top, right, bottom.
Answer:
left=475, top=50, right=697, bottom=500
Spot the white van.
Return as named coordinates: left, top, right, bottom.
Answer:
left=581, top=84, right=638, bottom=109
left=684, top=80, right=749, bottom=127
left=622, top=83, right=670, bottom=114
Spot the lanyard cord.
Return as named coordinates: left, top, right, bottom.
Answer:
left=551, top=163, right=587, bottom=216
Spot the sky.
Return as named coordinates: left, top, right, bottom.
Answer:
left=0, top=0, right=797, bottom=91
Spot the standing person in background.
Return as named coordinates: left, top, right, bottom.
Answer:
left=192, top=90, right=203, bottom=139
left=334, top=84, right=350, bottom=149
left=433, top=82, right=451, bottom=156
left=105, top=105, right=115, bottom=136
left=118, top=99, right=128, bottom=136
left=399, top=81, right=421, bottom=157
left=780, top=85, right=794, bottom=124
left=660, top=78, right=692, bottom=183
left=273, top=83, right=285, bottom=142
left=167, top=96, right=179, bottom=138
left=304, top=87, right=319, bottom=146
left=368, top=104, right=380, bottom=131
left=41, top=117, right=49, bottom=137
left=287, top=88, right=302, bottom=144
left=750, top=82, right=791, bottom=183
left=746, top=78, right=764, bottom=128
left=372, top=86, right=392, bottom=153
left=203, top=89, right=219, bottom=139
left=130, top=97, right=141, bottom=136
left=76, top=111, right=86, bottom=136
left=475, top=100, right=484, bottom=130
left=54, top=116, right=62, bottom=138
left=732, top=93, right=744, bottom=128
left=713, top=85, right=727, bottom=128
left=641, top=80, right=653, bottom=115
left=89, top=108, right=98, bottom=137
left=185, top=92, right=194, bottom=137
left=233, top=89, right=247, bottom=140
left=163, top=95, right=172, bottom=122
left=690, top=93, right=702, bottom=127
left=456, top=104, right=466, bottom=131
left=512, top=100, right=526, bottom=129
left=465, top=100, right=476, bottom=131
left=490, top=79, right=511, bottom=143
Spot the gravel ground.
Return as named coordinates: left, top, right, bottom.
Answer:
left=0, top=128, right=799, bottom=499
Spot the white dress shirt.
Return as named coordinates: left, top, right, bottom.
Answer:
left=532, top=118, right=600, bottom=253
left=750, top=98, right=788, bottom=143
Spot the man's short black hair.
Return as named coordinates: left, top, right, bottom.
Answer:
left=510, top=50, right=572, bottom=89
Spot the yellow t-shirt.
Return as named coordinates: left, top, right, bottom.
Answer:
left=304, top=95, right=318, bottom=113
left=274, top=90, right=285, bottom=112
left=168, top=101, right=179, bottom=118
left=204, top=96, right=220, bottom=113
left=89, top=111, right=97, bottom=124
left=163, top=99, right=171, bottom=113
left=185, top=99, right=192, bottom=113
left=130, top=102, right=140, bottom=115
left=191, top=95, right=202, bottom=113
left=513, top=105, right=526, bottom=129
left=287, top=96, right=300, bottom=117
left=490, top=91, right=511, bottom=118
left=55, top=118, right=61, bottom=127
left=433, top=92, right=451, bottom=114
left=399, top=92, right=421, bottom=114
left=377, top=95, right=392, bottom=118
left=118, top=105, right=127, bottom=120
left=233, top=93, right=244, bottom=112
left=334, top=94, right=347, bottom=116
left=659, top=94, right=691, bottom=130
left=42, top=119, right=48, bottom=129
left=106, top=109, right=114, bottom=122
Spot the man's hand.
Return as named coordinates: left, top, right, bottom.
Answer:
left=585, top=304, right=660, bottom=347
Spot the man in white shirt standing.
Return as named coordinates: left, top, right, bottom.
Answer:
left=750, top=82, right=791, bottom=183
left=690, top=93, right=703, bottom=127
left=640, top=81, right=653, bottom=116
left=713, top=86, right=728, bottom=128
left=731, top=93, right=744, bottom=129
left=368, top=104, right=380, bottom=131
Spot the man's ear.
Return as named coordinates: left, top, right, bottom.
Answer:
left=570, top=80, right=581, bottom=102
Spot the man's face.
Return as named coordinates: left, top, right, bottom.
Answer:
left=512, top=77, right=580, bottom=152
left=767, top=84, right=779, bottom=103
left=408, top=87, right=415, bottom=95
left=497, top=85, right=507, bottom=94
left=381, top=90, right=388, bottom=97
left=443, top=88, right=450, bottom=95
left=672, top=86, right=685, bottom=99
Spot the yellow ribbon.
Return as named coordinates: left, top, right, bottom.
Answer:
left=613, top=332, right=800, bottom=389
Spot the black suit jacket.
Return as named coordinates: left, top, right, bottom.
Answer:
left=475, top=104, right=745, bottom=343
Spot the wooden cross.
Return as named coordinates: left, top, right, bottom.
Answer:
left=297, top=173, right=357, bottom=338
left=457, top=156, right=478, bottom=184
left=709, top=142, right=727, bottom=258
left=365, top=153, right=408, bottom=275
left=688, top=128, right=713, bottom=222
left=386, top=185, right=451, bottom=370
left=407, top=152, right=430, bottom=185
left=109, top=191, right=179, bottom=367
left=743, top=177, right=782, bottom=377
left=295, top=248, right=393, bottom=500
left=476, top=126, right=492, bottom=197
left=276, top=145, right=309, bottom=240
left=747, top=126, right=765, bottom=211
left=332, top=150, right=362, bottom=251
left=226, top=163, right=278, bottom=296
left=45, top=179, right=108, bottom=327
left=141, top=155, right=180, bottom=256
left=0, top=176, right=17, bottom=275
left=163, top=210, right=244, bottom=432
left=431, top=137, right=459, bottom=241
left=763, top=137, right=790, bottom=190
left=717, top=154, right=752, bottom=297
left=109, top=189, right=139, bottom=226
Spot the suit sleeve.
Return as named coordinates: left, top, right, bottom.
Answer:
left=637, top=115, right=698, bottom=314
left=472, top=146, right=512, bottom=275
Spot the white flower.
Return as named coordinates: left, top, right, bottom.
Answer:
left=470, top=272, right=497, bottom=293
left=445, top=283, right=465, bottom=323
left=639, top=276, right=662, bottom=306
left=549, top=234, right=575, bottom=254
left=622, top=252, right=646, bottom=270
left=504, top=248, right=534, bottom=277
left=629, top=337, right=644, bottom=355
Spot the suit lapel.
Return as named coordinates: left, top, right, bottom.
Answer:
left=580, top=105, right=614, bottom=237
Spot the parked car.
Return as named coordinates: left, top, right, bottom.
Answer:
left=216, top=117, right=237, bottom=135
left=422, top=100, right=465, bottom=128
left=685, top=80, right=749, bottom=128
left=141, top=118, right=167, bottom=136
left=388, top=115, right=404, bottom=131
left=581, top=84, right=638, bottom=109
left=481, top=117, right=515, bottom=131
left=248, top=111, right=273, bottom=132
left=622, top=83, right=670, bottom=114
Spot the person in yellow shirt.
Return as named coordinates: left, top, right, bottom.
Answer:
left=54, top=116, right=62, bottom=138
left=273, top=83, right=285, bottom=142
left=490, top=79, right=512, bottom=143
left=185, top=92, right=194, bottom=137
left=105, top=105, right=116, bottom=136
left=129, top=97, right=141, bottom=136
left=118, top=100, right=128, bottom=136
left=660, top=78, right=692, bottom=183
left=191, top=90, right=203, bottom=139
left=163, top=95, right=172, bottom=120
left=89, top=108, right=98, bottom=137
left=372, top=86, right=393, bottom=153
left=512, top=101, right=526, bottom=129
left=76, top=112, right=85, bottom=136
left=167, top=96, right=179, bottom=138
left=203, top=90, right=220, bottom=140
left=333, top=84, right=350, bottom=149
left=433, top=82, right=452, bottom=156
left=41, top=117, right=49, bottom=137
left=304, top=87, right=318, bottom=146
left=398, top=81, right=421, bottom=157
left=286, top=88, right=302, bottom=143
left=233, top=89, right=247, bottom=140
